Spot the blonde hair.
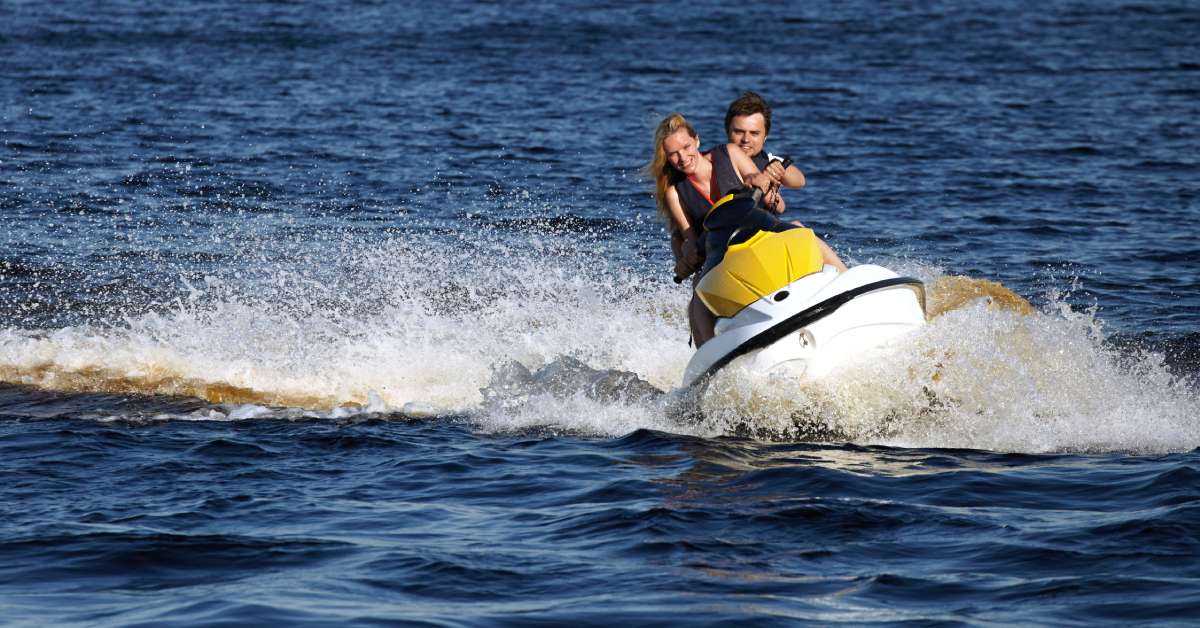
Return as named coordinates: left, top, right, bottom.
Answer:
left=643, top=112, right=697, bottom=235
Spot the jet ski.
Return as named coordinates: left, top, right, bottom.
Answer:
left=682, top=187, right=927, bottom=388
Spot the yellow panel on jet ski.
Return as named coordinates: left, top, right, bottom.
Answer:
left=696, top=228, right=824, bottom=318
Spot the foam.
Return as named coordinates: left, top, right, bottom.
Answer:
left=696, top=288, right=1199, bottom=454
left=0, top=229, right=691, bottom=414
left=1, top=230, right=1196, bottom=453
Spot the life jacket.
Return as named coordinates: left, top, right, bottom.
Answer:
left=711, top=144, right=771, bottom=199
left=671, top=154, right=716, bottom=228
left=671, top=152, right=717, bottom=267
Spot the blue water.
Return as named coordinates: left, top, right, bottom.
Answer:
left=2, top=0, right=1199, bottom=624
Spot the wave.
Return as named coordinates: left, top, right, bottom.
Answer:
left=694, top=280, right=1199, bottom=453
left=0, top=233, right=1196, bottom=453
left=0, top=231, right=691, bottom=414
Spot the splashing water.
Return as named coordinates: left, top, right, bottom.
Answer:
left=0, top=228, right=691, bottom=412
left=695, top=284, right=1199, bottom=454
left=0, top=228, right=1196, bottom=453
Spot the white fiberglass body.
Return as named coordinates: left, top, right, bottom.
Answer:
left=682, top=264, right=926, bottom=388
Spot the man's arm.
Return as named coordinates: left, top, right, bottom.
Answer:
left=816, top=236, right=847, bottom=272
left=765, top=162, right=805, bottom=189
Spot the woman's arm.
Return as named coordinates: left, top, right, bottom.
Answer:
left=665, top=186, right=703, bottom=278
left=725, top=144, right=790, bottom=213
left=665, top=185, right=695, bottom=237
left=725, top=143, right=773, bottom=192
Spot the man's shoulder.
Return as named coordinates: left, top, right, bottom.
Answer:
left=751, top=148, right=770, bottom=169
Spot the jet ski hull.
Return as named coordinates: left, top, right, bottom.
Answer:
left=682, top=264, right=926, bottom=388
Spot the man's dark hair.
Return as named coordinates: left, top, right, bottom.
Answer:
left=724, top=91, right=772, bottom=136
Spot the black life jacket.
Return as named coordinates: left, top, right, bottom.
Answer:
left=711, top=144, right=772, bottom=198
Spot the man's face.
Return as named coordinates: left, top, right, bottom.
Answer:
left=728, top=113, right=768, bottom=158
left=663, top=128, right=701, bottom=175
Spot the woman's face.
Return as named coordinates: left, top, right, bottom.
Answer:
left=663, top=128, right=700, bottom=175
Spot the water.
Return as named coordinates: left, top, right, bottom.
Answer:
left=2, top=0, right=1199, bottom=624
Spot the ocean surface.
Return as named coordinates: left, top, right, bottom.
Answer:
left=2, top=0, right=1199, bottom=625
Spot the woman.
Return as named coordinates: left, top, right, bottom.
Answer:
left=645, top=112, right=846, bottom=347
left=644, top=113, right=723, bottom=346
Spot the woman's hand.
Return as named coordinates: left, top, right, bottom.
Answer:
left=747, top=171, right=774, bottom=192
left=673, top=238, right=702, bottom=281
left=682, top=234, right=703, bottom=266
left=763, top=160, right=786, bottom=184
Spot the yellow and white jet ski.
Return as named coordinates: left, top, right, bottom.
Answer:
left=682, top=190, right=927, bottom=388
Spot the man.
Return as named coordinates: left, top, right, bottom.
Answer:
left=718, top=91, right=806, bottom=213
